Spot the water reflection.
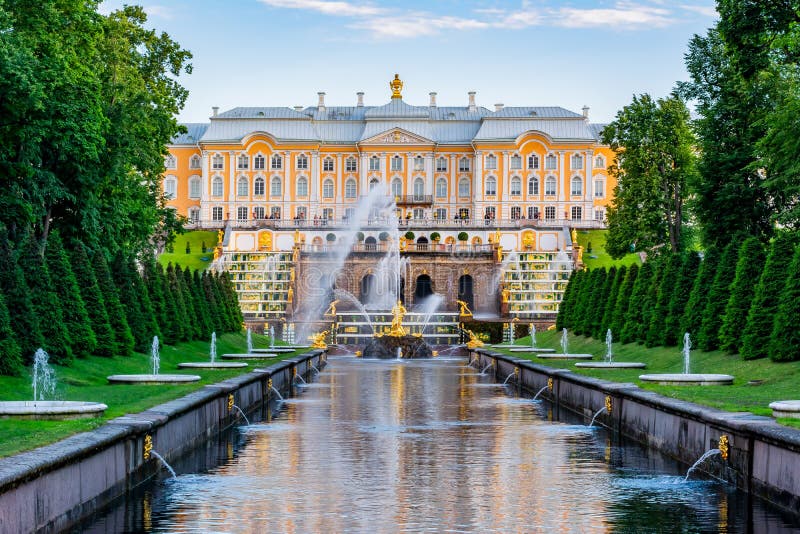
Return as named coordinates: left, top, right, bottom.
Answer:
left=82, top=358, right=800, bottom=533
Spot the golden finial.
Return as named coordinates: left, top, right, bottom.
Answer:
left=390, top=73, right=403, bottom=99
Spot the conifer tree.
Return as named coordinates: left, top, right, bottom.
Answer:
left=112, top=253, right=150, bottom=352
left=69, top=243, right=116, bottom=357
left=202, top=271, right=224, bottom=332
left=213, top=272, right=237, bottom=332
left=94, top=252, right=134, bottom=356
left=680, top=248, right=720, bottom=338
left=768, top=245, right=800, bottom=362
left=556, top=270, right=581, bottom=330
left=0, top=290, right=23, bottom=376
left=142, top=258, right=168, bottom=338
left=741, top=233, right=798, bottom=360
left=698, top=240, right=741, bottom=351
left=187, top=268, right=212, bottom=338
left=21, top=236, right=73, bottom=364
left=578, top=269, right=607, bottom=337
left=132, top=256, right=161, bottom=344
left=166, top=263, right=190, bottom=341
left=609, top=264, right=638, bottom=338
left=0, top=230, right=43, bottom=362
left=159, top=263, right=181, bottom=345
left=600, top=265, right=626, bottom=339
left=568, top=269, right=593, bottom=335
left=646, top=254, right=681, bottom=347
left=176, top=265, right=200, bottom=340
left=621, top=261, right=653, bottom=344
left=637, top=258, right=664, bottom=344
left=590, top=266, right=617, bottom=339
left=720, top=237, right=766, bottom=353
left=220, top=272, right=243, bottom=329
left=663, top=252, right=701, bottom=346
left=45, top=233, right=96, bottom=357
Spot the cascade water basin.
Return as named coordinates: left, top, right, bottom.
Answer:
left=638, top=373, right=734, bottom=386
left=221, top=353, right=279, bottom=360
left=576, top=362, right=647, bottom=369
left=0, top=401, right=107, bottom=420
left=769, top=400, right=800, bottom=419
left=177, top=362, right=248, bottom=369
left=107, top=374, right=201, bottom=384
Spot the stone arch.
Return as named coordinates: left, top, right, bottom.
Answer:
left=458, top=274, right=474, bottom=311
left=414, top=274, right=433, bottom=302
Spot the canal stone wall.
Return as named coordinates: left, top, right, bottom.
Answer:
left=472, top=349, right=800, bottom=516
left=0, top=350, right=325, bottom=534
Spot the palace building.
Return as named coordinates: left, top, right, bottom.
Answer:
left=164, top=75, right=614, bottom=331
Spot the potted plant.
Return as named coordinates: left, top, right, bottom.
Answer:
left=326, top=233, right=336, bottom=243
left=379, top=231, right=390, bottom=242
left=457, top=231, right=469, bottom=243
left=404, top=231, right=415, bottom=241
left=430, top=232, right=441, bottom=242
left=356, top=231, right=365, bottom=242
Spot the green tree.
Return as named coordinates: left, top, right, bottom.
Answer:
left=142, top=257, right=167, bottom=338
left=609, top=264, right=638, bottom=338
left=698, top=240, right=741, bottom=351
left=600, top=265, right=627, bottom=339
left=601, top=94, right=696, bottom=257
left=663, top=252, right=701, bottom=346
left=92, top=250, right=134, bottom=356
left=741, top=233, right=798, bottom=360
left=45, top=233, right=96, bottom=358
left=637, top=259, right=664, bottom=344
left=21, top=236, right=73, bottom=364
left=621, top=261, right=654, bottom=344
left=202, top=271, right=225, bottom=333
left=578, top=269, right=607, bottom=337
left=0, top=230, right=43, bottom=361
left=720, top=237, right=766, bottom=353
left=768, top=245, right=800, bottom=362
left=646, top=254, right=681, bottom=347
left=679, top=248, right=720, bottom=338
left=590, top=266, right=617, bottom=339
left=190, top=269, right=213, bottom=339
left=556, top=270, right=582, bottom=330
left=220, top=272, right=243, bottom=330
left=160, top=264, right=182, bottom=345
left=166, top=263, right=190, bottom=342
left=69, top=243, right=115, bottom=357
left=176, top=265, right=200, bottom=340
left=0, top=290, right=23, bottom=376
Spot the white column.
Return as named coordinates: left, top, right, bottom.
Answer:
left=473, top=152, right=482, bottom=219
left=336, top=154, right=343, bottom=208
left=424, top=154, right=434, bottom=196
left=283, top=151, right=291, bottom=207
left=585, top=150, right=593, bottom=220
left=450, top=154, right=457, bottom=206
left=381, top=152, right=387, bottom=189
left=558, top=151, right=565, bottom=207
left=502, top=151, right=510, bottom=202
left=360, top=153, right=368, bottom=194
left=228, top=151, right=235, bottom=220
left=311, top=152, right=320, bottom=202
left=201, top=150, right=209, bottom=222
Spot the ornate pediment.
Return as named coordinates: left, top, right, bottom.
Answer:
left=360, top=128, right=434, bottom=146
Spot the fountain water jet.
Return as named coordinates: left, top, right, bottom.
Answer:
left=640, top=333, right=733, bottom=385
left=231, top=405, right=251, bottom=426
left=532, top=385, right=549, bottom=401
left=179, top=332, right=249, bottom=369
left=685, top=449, right=722, bottom=481
left=537, top=329, right=593, bottom=360
left=589, top=406, right=607, bottom=427
left=149, top=450, right=177, bottom=479
left=575, top=329, right=646, bottom=369
left=109, top=336, right=201, bottom=384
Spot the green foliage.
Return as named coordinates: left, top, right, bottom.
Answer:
left=160, top=264, right=182, bottom=345
left=185, top=241, right=191, bottom=254
left=698, top=240, right=741, bottom=351
left=21, top=236, right=73, bottom=364
left=158, top=231, right=217, bottom=272
left=404, top=231, right=415, bottom=241
left=637, top=259, right=664, bottom=344
left=768, top=245, right=800, bottom=362
left=176, top=265, right=200, bottom=340
left=720, top=237, right=766, bottom=353
left=430, top=232, right=441, bottom=242
left=590, top=266, right=616, bottom=339
left=92, top=250, right=134, bottom=356
left=663, top=252, right=701, bottom=346
left=0, top=230, right=43, bottom=363
left=646, top=254, right=681, bottom=347
left=379, top=232, right=390, bottom=241
left=69, top=243, right=115, bottom=357
left=45, top=233, right=96, bottom=358
left=609, top=264, right=638, bottom=337
left=576, top=269, right=606, bottom=337
left=680, top=248, right=720, bottom=338
left=0, top=290, right=23, bottom=376
left=457, top=231, right=468, bottom=242
left=202, top=272, right=225, bottom=333
left=556, top=269, right=582, bottom=331
left=602, top=94, right=696, bottom=257
left=741, top=233, right=798, bottom=360
left=600, top=265, right=626, bottom=339
left=587, top=241, right=593, bottom=253
left=166, top=264, right=190, bottom=342
left=190, top=269, right=213, bottom=338
left=355, top=231, right=365, bottom=242
left=621, top=261, right=653, bottom=344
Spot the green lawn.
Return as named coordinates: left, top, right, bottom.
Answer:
left=0, top=331, right=299, bottom=457
left=496, top=330, right=800, bottom=429
left=159, top=230, right=218, bottom=271
left=576, top=229, right=641, bottom=269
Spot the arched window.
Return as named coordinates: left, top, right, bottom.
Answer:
left=189, top=177, right=201, bottom=199
left=485, top=176, right=497, bottom=195
left=189, top=155, right=201, bottom=169
left=458, top=177, right=470, bottom=196
left=459, top=157, right=470, bottom=172
left=345, top=157, right=357, bottom=172
left=345, top=178, right=357, bottom=198
left=163, top=177, right=177, bottom=199
left=296, top=176, right=308, bottom=197
left=164, top=154, right=176, bottom=169
left=510, top=154, right=522, bottom=169
left=271, top=154, right=282, bottom=170
left=435, top=178, right=447, bottom=198
left=436, top=157, right=447, bottom=172
left=296, top=154, right=308, bottom=170
left=571, top=176, right=583, bottom=196
left=391, top=155, right=403, bottom=171
left=323, top=157, right=334, bottom=172
left=571, top=153, right=583, bottom=169
left=413, top=178, right=425, bottom=197
left=527, top=154, right=539, bottom=169
left=211, top=176, right=223, bottom=197
left=594, top=178, right=605, bottom=198
left=254, top=154, right=265, bottom=170
left=545, top=154, right=557, bottom=170
left=595, top=154, right=605, bottom=168
left=212, top=154, right=224, bottom=170
left=415, top=156, right=425, bottom=171
left=369, top=156, right=380, bottom=171
left=391, top=178, right=402, bottom=197
left=369, top=178, right=379, bottom=190
left=528, top=177, right=539, bottom=195
left=237, top=176, right=249, bottom=197
left=254, top=176, right=265, bottom=196
left=270, top=176, right=282, bottom=197
left=323, top=179, right=334, bottom=199
left=237, top=154, right=249, bottom=169
left=510, top=176, right=521, bottom=195
left=485, top=154, right=497, bottom=170
left=545, top=176, right=557, bottom=196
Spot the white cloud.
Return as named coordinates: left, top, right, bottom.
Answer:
left=550, top=4, right=674, bottom=29
left=258, top=0, right=384, bottom=17
left=678, top=4, right=718, bottom=18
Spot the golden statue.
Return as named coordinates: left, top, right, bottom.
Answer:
left=571, top=228, right=578, bottom=245
left=259, top=231, right=272, bottom=251
left=309, top=330, right=328, bottom=349
left=290, top=267, right=295, bottom=282
left=522, top=231, right=536, bottom=249
left=287, top=287, right=293, bottom=303
left=217, top=229, right=223, bottom=245
left=294, top=229, right=300, bottom=244
left=399, top=237, right=407, bottom=252
left=324, top=300, right=338, bottom=318
left=293, top=246, right=299, bottom=262
left=464, top=329, right=484, bottom=349
left=456, top=299, right=472, bottom=317
left=390, top=73, right=403, bottom=99
left=502, top=287, right=510, bottom=303
left=388, top=300, right=407, bottom=337
left=494, top=229, right=501, bottom=244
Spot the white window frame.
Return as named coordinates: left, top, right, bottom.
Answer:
left=544, top=206, right=556, bottom=220
left=296, top=154, right=309, bottom=170
left=571, top=153, right=583, bottom=170
left=345, top=157, right=357, bottom=172
left=189, top=177, right=201, bottom=199
left=545, top=176, right=557, bottom=196
left=237, top=154, right=249, bottom=170
left=391, top=155, right=403, bottom=172
left=369, top=156, right=380, bottom=171
left=458, top=177, right=470, bottom=197
left=211, top=206, right=223, bottom=221
left=595, top=155, right=605, bottom=168
left=254, top=176, right=265, bottom=197
left=485, top=154, right=497, bottom=170
left=485, top=176, right=497, bottom=196
left=415, top=156, right=425, bottom=171
left=254, top=206, right=265, bottom=219
left=545, top=154, right=557, bottom=170
left=237, top=176, right=249, bottom=197
left=571, top=176, right=583, bottom=196
left=212, top=154, right=224, bottom=170
left=189, top=154, right=201, bottom=169
left=254, top=154, right=265, bottom=170
left=510, top=154, right=522, bottom=170
left=345, top=178, right=357, bottom=198
left=459, top=157, right=470, bottom=172
left=323, top=157, right=334, bottom=172
left=211, top=176, right=223, bottom=197
left=594, top=178, right=605, bottom=198
left=237, top=206, right=248, bottom=221
left=271, top=154, right=282, bottom=170
left=528, top=177, right=539, bottom=196
left=270, top=176, right=282, bottom=197
left=163, top=177, right=177, bottom=199
left=296, top=176, right=308, bottom=197
left=527, top=154, right=539, bottom=170
left=322, top=179, right=334, bottom=199
left=436, top=157, right=447, bottom=172
left=571, top=206, right=582, bottom=220
left=164, top=154, right=177, bottom=169
left=510, top=176, right=522, bottom=196
left=188, top=207, right=200, bottom=223
left=435, top=178, right=447, bottom=198
left=413, top=178, right=424, bottom=197
left=391, top=178, right=402, bottom=198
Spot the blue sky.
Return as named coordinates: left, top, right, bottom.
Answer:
left=100, top=0, right=717, bottom=124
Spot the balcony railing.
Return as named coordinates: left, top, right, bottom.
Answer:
left=393, top=195, right=433, bottom=205
left=218, top=218, right=604, bottom=231
left=300, top=243, right=496, bottom=254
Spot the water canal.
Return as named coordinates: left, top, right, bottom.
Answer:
left=82, top=356, right=800, bottom=532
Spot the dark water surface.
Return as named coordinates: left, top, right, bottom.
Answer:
left=81, top=357, right=800, bottom=533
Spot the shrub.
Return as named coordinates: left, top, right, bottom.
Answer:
left=680, top=248, right=720, bottom=338
left=663, top=252, right=701, bottom=346
left=326, top=233, right=336, bottom=242
left=768, top=245, right=800, bottom=362
left=430, top=232, right=441, bottom=242
left=379, top=232, right=390, bottom=241
left=609, top=264, right=638, bottom=337
left=355, top=231, right=365, bottom=242
left=404, top=231, right=415, bottom=241
left=185, top=241, right=191, bottom=254
left=201, top=241, right=207, bottom=253
left=587, top=241, right=593, bottom=253
left=621, top=261, right=653, bottom=344
left=698, top=240, right=741, bottom=351
left=645, top=253, right=680, bottom=347
left=457, top=231, right=469, bottom=242
left=720, top=237, right=766, bottom=354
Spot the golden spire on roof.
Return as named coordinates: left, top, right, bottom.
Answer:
left=390, top=73, right=403, bottom=99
